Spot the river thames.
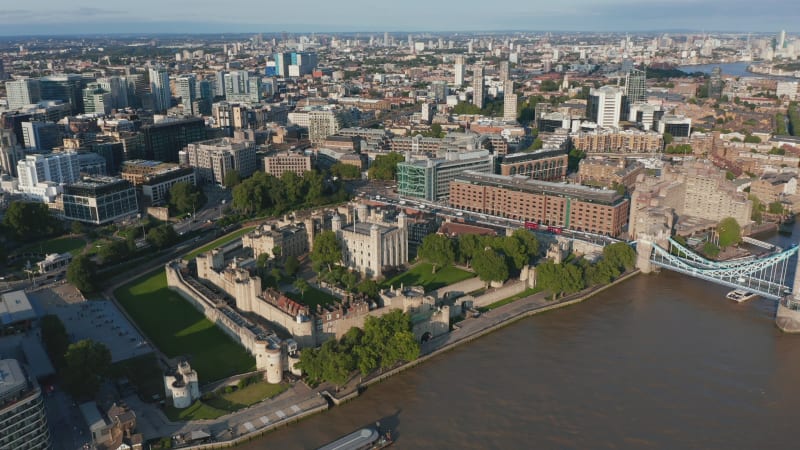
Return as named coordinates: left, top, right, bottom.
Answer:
left=243, top=229, right=800, bottom=449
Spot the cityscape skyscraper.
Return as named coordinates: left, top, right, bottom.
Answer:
left=148, top=66, right=171, bottom=112
left=454, top=55, right=466, bottom=86
left=625, top=68, right=647, bottom=104
left=472, top=65, right=485, bottom=109
left=176, top=75, right=197, bottom=115
left=587, top=85, right=624, bottom=128
left=503, top=80, right=517, bottom=122
left=6, top=78, right=41, bottom=109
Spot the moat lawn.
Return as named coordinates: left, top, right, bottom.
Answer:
left=382, top=262, right=474, bottom=292
left=114, top=271, right=256, bottom=382
left=183, top=226, right=256, bottom=260
left=17, top=236, right=87, bottom=256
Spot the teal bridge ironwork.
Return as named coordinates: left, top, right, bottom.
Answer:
left=648, top=237, right=799, bottom=300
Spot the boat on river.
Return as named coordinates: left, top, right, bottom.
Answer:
left=317, top=423, right=392, bottom=450
left=726, top=289, right=758, bottom=303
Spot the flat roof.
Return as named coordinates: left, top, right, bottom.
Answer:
left=454, top=171, right=624, bottom=205
left=0, top=291, right=36, bottom=326
left=0, top=359, right=26, bottom=398
left=79, top=401, right=107, bottom=431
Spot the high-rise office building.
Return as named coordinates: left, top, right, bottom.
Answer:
left=709, top=67, right=724, bottom=99
left=181, top=138, right=256, bottom=185
left=142, top=117, right=206, bottom=162
left=0, top=59, right=7, bottom=80
left=175, top=75, right=197, bottom=115
left=308, top=109, right=345, bottom=145
left=625, top=68, right=647, bottom=104
left=62, top=176, right=139, bottom=224
left=472, top=65, right=485, bottom=109
left=503, top=81, right=517, bottom=122
left=148, top=66, right=171, bottom=112
left=499, top=61, right=510, bottom=83
left=39, top=74, right=84, bottom=113
left=0, top=359, right=51, bottom=450
left=274, top=53, right=290, bottom=77
left=431, top=81, right=448, bottom=103
left=6, top=79, right=41, bottom=109
left=98, top=76, right=129, bottom=109
left=21, top=121, right=63, bottom=151
left=82, top=83, right=112, bottom=115
left=384, top=31, right=389, bottom=47
left=454, top=55, right=466, bottom=86
left=587, top=86, right=624, bottom=128
left=0, top=128, right=24, bottom=176
left=17, top=152, right=80, bottom=201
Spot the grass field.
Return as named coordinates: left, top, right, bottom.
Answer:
left=285, top=286, right=339, bottom=309
left=165, top=381, right=288, bottom=421
left=17, top=236, right=86, bottom=256
left=113, top=271, right=256, bottom=382
left=382, top=263, right=474, bottom=292
left=183, top=226, right=255, bottom=260
left=479, top=287, right=543, bottom=312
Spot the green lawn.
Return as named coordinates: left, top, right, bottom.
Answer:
left=17, top=236, right=86, bottom=256
left=183, top=226, right=255, bottom=260
left=285, top=287, right=339, bottom=309
left=165, top=381, right=288, bottom=421
left=382, top=263, right=475, bottom=292
left=479, top=286, right=543, bottom=312
left=113, top=271, right=256, bottom=382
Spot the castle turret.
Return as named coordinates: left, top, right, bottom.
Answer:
left=331, top=213, right=342, bottom=232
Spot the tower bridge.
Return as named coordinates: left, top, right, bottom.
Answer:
left=635, top=234, right=800, bottom=332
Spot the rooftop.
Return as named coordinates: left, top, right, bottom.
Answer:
left=0, top=359, right=26, bottom=399
left=0, top=290, right=36, bottom=326
left=454, top=171, right=624, bottom=205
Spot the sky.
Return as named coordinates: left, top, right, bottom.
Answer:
left=0, top=0, right=797, bottom=36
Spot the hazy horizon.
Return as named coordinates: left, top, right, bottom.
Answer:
left=1, top=0, right=797, bottom=37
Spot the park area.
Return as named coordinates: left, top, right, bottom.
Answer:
left=113, top=270, right=255, bottom=382
left=183, top=226, right=255, bottom=260
left=164, top=379, right=287, bottom=421
left=285, top=286, right=338, bottom=309
left=382, top=262, right=474, bottom=292
left=16, top=236, right=87, bottom=256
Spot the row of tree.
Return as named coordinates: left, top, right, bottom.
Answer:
left=2, top=202, right=63, bottom=242
left=297, top=310, right=420, bottom=387
left=417, top=230, right=540, bottom=285
left=536, top=242, right=636, bottom=299
left=232, top=170, right=347, bottom=216
left=41, top=315, right=112, bottom=399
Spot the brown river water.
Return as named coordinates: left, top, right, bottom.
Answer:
left=239, top=231, right=800, bottom=449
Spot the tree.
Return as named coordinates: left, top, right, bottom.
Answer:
left=703, top=241, right=721, bottom=258
left=717, top=217, right=742, bottom=248
left=341, top=271, right=358, bottom=291
left=223, top=169, right=242, bottom=188
left=511, top=229, right=539, bottom=260
left=744, top=134, right=762, bottom=144
left=272, top=246, right=282, bottom=259
left=146, top=224, right=178, bottom=250
left=293, top=278, right=309, bottom=298
left=418, top=234, right=455, bottom=273
left=3, top=201, right=60, bottom=241
left=568, top=149, right=586, bottom=172
left=71, top=221, right=86, bottom=235
left=168, top=181, right=205, bottom=215
left=310, top=231, right=342, bottom=273
left=98, top=239, right=129, bottom=265
left=472, top=249, right=509, bottom=285
left=540, top=79, right=559, bottom=92
left=768, top=201, right=786, bottom=214
left=357, top=279, right=379, bottom=299
left=368, top=152, right=404, bottom=180
left=663, top=132, right=674, bottom=146
left=41, top=315, right=69, bottom=368
left=330, top=163, right=361, bottom=180
left=284, top=255, right=300, bottom=276
left=62, top=339, right=112, bottom=400
left=67, top=255, right=97, bottom=293
left=602, top=242, right=636, bottom=272
left=457, top=234, right=485, bottom=266
left=357, top=310, right=419, bottom=374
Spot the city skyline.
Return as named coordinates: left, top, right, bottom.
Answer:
left=1, top=0, right=798, bottom=36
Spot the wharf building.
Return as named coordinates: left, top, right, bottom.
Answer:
left=498, top=150, right=568, bottom=181
left=628, top=160, right=752, bottom=238
left=586, top=86, right=624, bottom=129
left=121, top=160, right=197, bottom=206
left=577, top=158, right=644, bottom=191
left=332, top=204, right=409, bottom=278
left=0, top=359, right=51, bottom=450
left=58, top=176, right=139, bottom=225
left=180, top=137, right=256, bottom=185
left=570, top=129, right=664, bottom=154
left=397, top=150, right=494, bottom=201
left=449, top=171, right=630, bottom=237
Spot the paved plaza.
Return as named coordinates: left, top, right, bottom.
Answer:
left=28, top=284, right=153, bottom=363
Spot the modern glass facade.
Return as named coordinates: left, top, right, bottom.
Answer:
left=62, top=177, right=139, bottom=224
left=0, top=359, right=51, bottom=450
